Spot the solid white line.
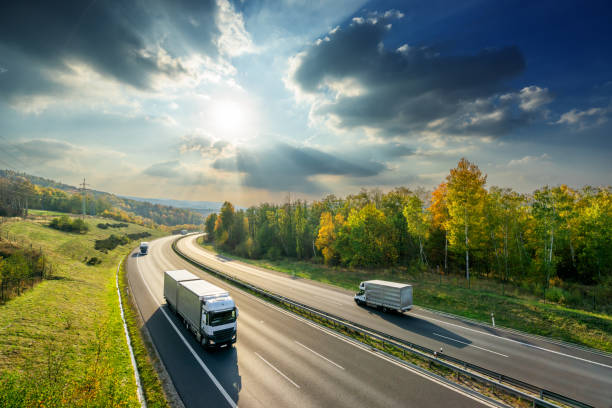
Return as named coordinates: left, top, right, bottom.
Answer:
left=135, top=253, right=237, bottom=408
left=254, top=352, right=301, bottom=389
left=295, top=340, right=345, bottom=370
left=116, top=257, right=147, bottom=408
left=421, top=315, right=612, bottom=369
left=433, top=333, right=509, bottom=358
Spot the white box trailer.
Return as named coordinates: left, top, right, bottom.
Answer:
left=164, top=269, right=199, bottom=312
left=166, top=273, right=238, bottom=348
left=354, top=280, right=412, bottom=313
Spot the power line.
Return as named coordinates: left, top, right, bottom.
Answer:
left=80, top=177, right=90, bottom=219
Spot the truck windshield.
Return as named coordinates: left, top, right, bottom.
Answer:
left=209, top=308, right=236, bottom=326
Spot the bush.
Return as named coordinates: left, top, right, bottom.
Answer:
left=545, top=286, right=567, bottom=304
left=49, top=216, right=88, bottom=233
left=265, top=246, right=281, bottom=261
left=94, top=234, right=129, bottom=252
left=97, top=223, right=128, bottom=229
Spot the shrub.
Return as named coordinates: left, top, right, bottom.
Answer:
left=49, top=216, right=88, bottom=233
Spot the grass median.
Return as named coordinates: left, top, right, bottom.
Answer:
left=198, top=239, right=612, bottom=353
left=0, top=214, right=165, bottom=407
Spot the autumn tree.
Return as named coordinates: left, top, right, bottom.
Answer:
left=445, top=158, right=487, bottom=287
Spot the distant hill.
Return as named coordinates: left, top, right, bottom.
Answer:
left=121, top=195, right=222, bottom=217
left=0, top=169, right=205, bottom=226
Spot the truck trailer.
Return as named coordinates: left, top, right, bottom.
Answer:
left=164, top=270, right=238, bottom=348
left=354, top=280, right=412, bottom=313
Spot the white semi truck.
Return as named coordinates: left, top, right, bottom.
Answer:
left=139, top=242, right=149, bottom=255
left=164, top=270, right=238, bottom=348
left=354, top=280, right=413, bottom=313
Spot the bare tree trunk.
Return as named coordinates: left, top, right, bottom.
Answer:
left=444, top=230, right=448, bottom=272
left=465, top=208, right=469, bottom=288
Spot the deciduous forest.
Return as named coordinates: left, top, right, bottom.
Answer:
left=206, top=159, right=611, bottom=306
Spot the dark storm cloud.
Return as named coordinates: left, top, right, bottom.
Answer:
left=0, top=0, right=218, bottom=98
left=290, top=13, right=531, bottom=137
left=212, top=143, right=386, bottom=193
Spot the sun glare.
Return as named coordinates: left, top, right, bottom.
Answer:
left=210, top=99, right=251, bottom=138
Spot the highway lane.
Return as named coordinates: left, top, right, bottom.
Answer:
left=178, top=234, right=612, bottom=408
left=127, top=235, right=492, bottom=408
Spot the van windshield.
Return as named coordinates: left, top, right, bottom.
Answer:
left=209, top=308, right=236, bottom=326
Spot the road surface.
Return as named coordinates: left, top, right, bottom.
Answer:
left=176, top=234, right=612, bottom=408
left=126, top=235, right=493, bottom=407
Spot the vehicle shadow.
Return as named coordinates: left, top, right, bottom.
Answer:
left=355, top=304, right=473, bottom=349
left=144, top=306, right=242, bottom=406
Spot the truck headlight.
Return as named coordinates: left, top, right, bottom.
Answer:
left=232, top=334, right=236, bottom=339
left=209, top=339, right=215, bottom=345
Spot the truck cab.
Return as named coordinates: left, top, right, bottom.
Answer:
left=354, top=282, right=366, bottom=305
left=139, top=242, right=149, bottom=255
left=200, top=295, right=238, bottom=347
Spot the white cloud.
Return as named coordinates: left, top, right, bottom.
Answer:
left=507, top=153, right=551, bottom=167
left=556, top=106, right=610, bottom=129
left=215, top=0, right=256, bottom=57
left=517, top=86, right=552, bottom=112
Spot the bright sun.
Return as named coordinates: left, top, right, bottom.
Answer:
left=210, top=99, right=250, bottom=137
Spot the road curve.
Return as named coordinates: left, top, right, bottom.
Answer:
left=127, top=235, right=493, bottom=408
left=177, top=234, right=612, bottom=408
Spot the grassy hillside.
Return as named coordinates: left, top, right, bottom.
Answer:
left=0, top=214, right=167, bottom=407
left=199, top=239, right=612, bottom=353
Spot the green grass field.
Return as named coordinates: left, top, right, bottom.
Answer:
left=199, top=240, right=612, bottom=353
left=0, top=215, right=167, bottom=407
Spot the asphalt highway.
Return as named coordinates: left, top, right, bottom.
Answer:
left=177, top=234, right=612, bottom=408
left=126, top=235, right=493, bottom=408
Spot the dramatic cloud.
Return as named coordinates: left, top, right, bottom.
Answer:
left=212, top=142, right=385, bottom=193
left=0, top=0, right=254, bottom=109
left=286, top=11, right=551, bottom=139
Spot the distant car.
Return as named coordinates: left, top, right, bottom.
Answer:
left=181, top=229, right=188, bottom=235
left=139, top=242, right=149, bottom=255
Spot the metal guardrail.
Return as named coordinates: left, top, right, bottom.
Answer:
left=172, top=237, right=593, bottom=408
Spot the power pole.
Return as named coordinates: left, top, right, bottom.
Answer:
left=80, top=178, right=90, bottom=219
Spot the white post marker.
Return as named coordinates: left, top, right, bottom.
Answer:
left=491, top=312, right=495, bottom=328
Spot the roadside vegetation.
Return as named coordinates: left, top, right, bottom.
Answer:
left=0, top=213, right=166, bottom=406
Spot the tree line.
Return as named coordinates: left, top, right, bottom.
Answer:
left=205, top=159, right=611, bottom=291
left=0, top=171, right=203, bottom=227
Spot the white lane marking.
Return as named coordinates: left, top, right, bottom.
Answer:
left=295, top=340, right=345, bottom=370
left=420, top=315, right=612, bottom=369
left=255, top=352, right=300, bottom=389
left=135, top=254, right=238, bottom=408
left=433, top=333, right=509, bottom=358
left=170, top=238, right=497, bottom=407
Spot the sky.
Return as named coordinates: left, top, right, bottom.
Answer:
left=1, top=0, right=611, bottom=206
